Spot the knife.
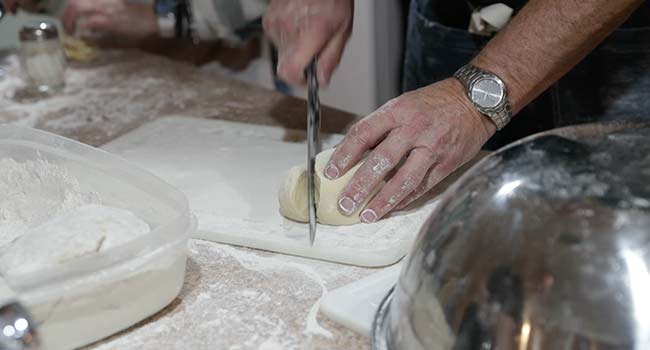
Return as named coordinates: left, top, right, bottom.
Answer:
left=305, top=59, right=321, bottom=246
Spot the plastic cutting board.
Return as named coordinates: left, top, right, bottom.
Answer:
left=102, top=117, right=441, bottom=267
left=320, top=264, right=402, bottom=336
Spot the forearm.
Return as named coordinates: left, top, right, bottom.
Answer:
left=472, top=0, right=643, bottom=114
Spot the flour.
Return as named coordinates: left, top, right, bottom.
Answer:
left=0, top=158, right=100, bottom=247
left=216, top=244, right=334, bottom=338
left=0, top=158, right=150, bottom=276
left=0, top=204, right=151, bottom=276
left=0, top=52, right=233, bottom=146
left=89, top=240, right=370, bottom=350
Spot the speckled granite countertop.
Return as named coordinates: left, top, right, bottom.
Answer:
left=0, top=50, right=376, bottom=350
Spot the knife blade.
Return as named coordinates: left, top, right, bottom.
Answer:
left=306, top=59, right=321, bottom=246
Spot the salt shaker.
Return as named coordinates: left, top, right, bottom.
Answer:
left=18, top=22, right=66, bottom=93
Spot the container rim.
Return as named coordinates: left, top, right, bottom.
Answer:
left=371, top=286, right=394, bottom=350
left=0, top=124, right=193, bottom=292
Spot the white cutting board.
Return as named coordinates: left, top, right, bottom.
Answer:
left=102, top=117, right=440, bottom=267
left=320, top=264, right=401, bottom=336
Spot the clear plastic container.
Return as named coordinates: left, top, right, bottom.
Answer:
left=0, top=124, right=195, bottom=350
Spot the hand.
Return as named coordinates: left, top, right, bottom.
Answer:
left=262, top=0, right=353, bottom=86
left=325, top=78, right=497, bottom=223
left=61, top=0, right=158, bottom=39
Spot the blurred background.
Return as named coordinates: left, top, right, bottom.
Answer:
left=0, top=0, right=407, bottom=116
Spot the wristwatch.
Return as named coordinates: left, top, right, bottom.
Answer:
left=454, top=64, right=512, bottom=130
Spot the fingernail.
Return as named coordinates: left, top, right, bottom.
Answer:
left=338, top=196, right=356, bottom=215
left=324, top=163, right=339, bottom=179
left=360, top=209, right=377, bottom=224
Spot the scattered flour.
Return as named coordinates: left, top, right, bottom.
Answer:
left=216, top=244, right=334, bottom=338
left=0, top=157, right=150, bottom=276
left=0, top=52, right=233, bottom=146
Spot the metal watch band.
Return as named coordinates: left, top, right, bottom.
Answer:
left=454, top=64, right=512, bottom=130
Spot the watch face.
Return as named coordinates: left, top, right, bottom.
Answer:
left=471, top=77, right=504, bottom=108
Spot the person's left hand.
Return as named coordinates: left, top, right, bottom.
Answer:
left=324, top=78, right=497, bottom=223
left=61, top=0, right=158, bottom=39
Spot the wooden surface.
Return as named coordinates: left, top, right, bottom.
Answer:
left=0, top=50, right=377, bottom=350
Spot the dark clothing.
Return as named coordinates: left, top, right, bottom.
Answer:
left=404, top=0, right=650, bottom=149
left=420, top=0, right=650, bottom=29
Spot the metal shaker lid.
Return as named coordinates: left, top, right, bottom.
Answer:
left=19, top=22, right=59, bottom=41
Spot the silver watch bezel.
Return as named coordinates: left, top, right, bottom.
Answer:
left=469, top=75, right=507, bottom=111
left=454, top=64, right=512, bottom=130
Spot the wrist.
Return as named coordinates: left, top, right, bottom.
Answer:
left=444, top=78, right=497, bottom=141
left=471, top=54, right=525, bottom=115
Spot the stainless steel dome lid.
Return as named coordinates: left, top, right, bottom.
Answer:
left=373, top=121, right=650, bottom=350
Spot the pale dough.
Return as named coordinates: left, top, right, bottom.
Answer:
left=278, top=148, right=382, bottom=225
left=63, top=35, right=98, bottom=62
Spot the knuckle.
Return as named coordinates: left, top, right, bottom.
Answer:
left=400, top=173, right=420, bottom=193
left=334, top=152, right=353, bottom=170
left=367, top=151, right=394, bottom=177
left=381, top=98, right=400, bottom=114
left=347, top=123, right=370, bottom=147
left=410, top=112, right=433, bottom=129
left=372, top=197, right=392, bottom=214
left=445, top=153, right=463, bottom=168
left=413, top=145, right=438, bottom=164
left=348, top=181, right=371, bottom=202
left=383, top=190, right=404, bottom=210
left=262, top=15, right=274, bottom=32
left=418, top=145, right=436, bottom=159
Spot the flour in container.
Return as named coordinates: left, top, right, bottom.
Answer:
left=0, top=157, right=151, bottom=275
left=0, top=157, right=99, bottom=246
left=0, top=204, right=151, bottom=275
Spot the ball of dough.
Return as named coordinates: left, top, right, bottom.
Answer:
left=278, top=148, right=382, bottom=225
left=63, top=34, right=98, bottom=62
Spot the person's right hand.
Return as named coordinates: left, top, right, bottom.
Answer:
left=262, top=0, right=354, bottom=86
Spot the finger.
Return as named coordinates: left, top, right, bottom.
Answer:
left=262, top=12, right=294, bottom=48
left=62, top=0, right=97, bottom=34
left=76, top=14, right=111, bottom=33
left=276, top=20, right=338, bottom=85
left=324, top=106, right=398, bottom=180
left=316, top=25, right=351, bottom=86
left=62, top=0, right=82, bottom=34
left=359, top=147, right=436, bottom=223
left=395, top=158, right=458, bottom=211
left=337, top=130, right=414, bottom=216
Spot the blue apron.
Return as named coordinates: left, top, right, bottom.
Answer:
left=403, top=0, right=650, bottom=149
